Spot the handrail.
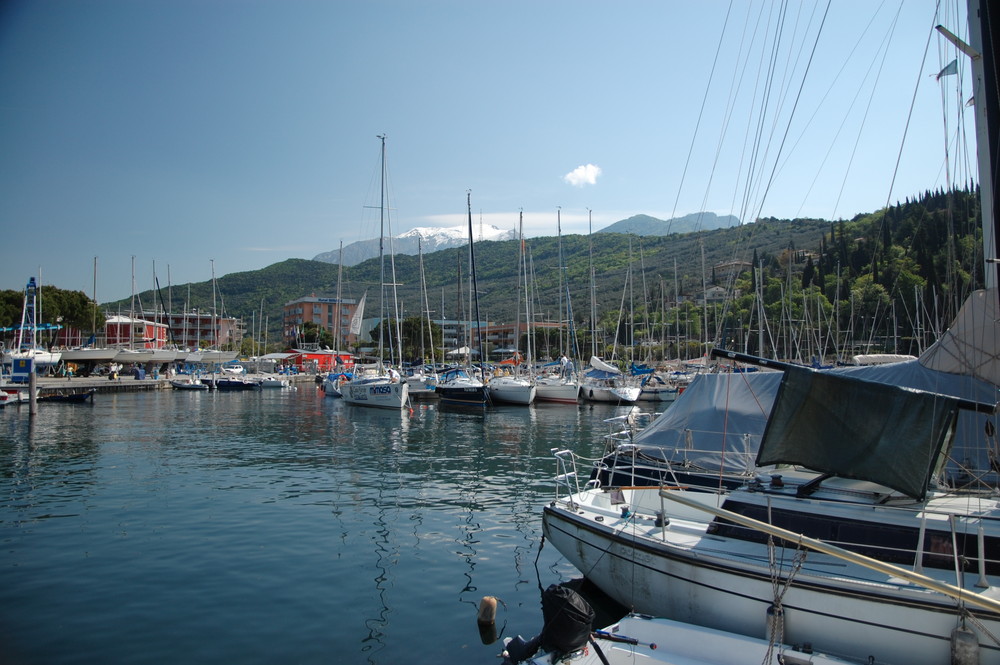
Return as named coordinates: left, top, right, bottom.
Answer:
left=661, top=488, right=1000, bottom=615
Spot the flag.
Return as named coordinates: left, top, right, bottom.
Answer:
left=349, top=293, right=366, bottom=336
left=936, top=59, right=958, bottom=80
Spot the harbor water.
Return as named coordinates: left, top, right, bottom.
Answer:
left=0, top=386, right=633, bottom=664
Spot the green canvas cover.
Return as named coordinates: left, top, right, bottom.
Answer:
left=756, top=366, right=961, bottom=500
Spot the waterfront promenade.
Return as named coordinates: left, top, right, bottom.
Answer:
left=22, top=372, right=319, bottom=395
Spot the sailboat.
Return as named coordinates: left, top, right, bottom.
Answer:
left=578, top=356, right=641, bottom=403
left=340, top=135, right=409, bottom=410
left=577, top=212, right=640, bottom=404
left=59, top=257, right=120, bottom=366
left=536, top=209, right=581, bottom=404
left=2, top=276, right=62, bottom=373
left=487, top=211, right=536, bottom=405
left=196, top=260, right=239, bottom=367
left=113, top=257, right=162, bottom=365
left=542, top=2, right=1000, bottom=664
left=436, top=192, right=490, bottom=407
left=322, top=241, right=348, bottom=398
left=403, top=236, right=440, bottom=399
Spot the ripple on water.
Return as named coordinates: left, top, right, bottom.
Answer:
left=0, top=389, right=628, bottom=664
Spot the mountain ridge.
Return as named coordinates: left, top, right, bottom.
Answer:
left=314, top=224, right=517, bottom=266
left=599, top=212, right=740, bottom=235
left=312, top=212, right=736, bottom=266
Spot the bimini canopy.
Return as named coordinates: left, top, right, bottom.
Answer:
left=758, top=366, right=962, bottom=501
left=631, top=359, right=996, bottom=488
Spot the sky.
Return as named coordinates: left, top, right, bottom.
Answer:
left=0, top=0, right=980, bottom=303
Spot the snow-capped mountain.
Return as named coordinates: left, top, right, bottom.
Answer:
left=313, top=224, right=517, bottom=266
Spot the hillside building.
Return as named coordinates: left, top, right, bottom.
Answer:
left=283, top=295, right=361, bottom=349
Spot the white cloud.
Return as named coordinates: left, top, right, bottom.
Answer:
left=563, top=164, right=602, bottom=187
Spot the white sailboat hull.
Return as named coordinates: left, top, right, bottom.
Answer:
left=542, top=487, right=1000, bottom=665
left=199, top=350, right=239, bottom=365
left=579, top=382, right=640, bottom=403
left=487, top=377, right=536, bottom=405
left=3, top=348, right=62, bottom=368
left=342, top=378, right=409, bottom=409
left=322, top=373, right=345, bottom=397
left=150, top=349, right=177, bottom=363
left=59, top=347, right=119, bottom=363
left=522, top=613, right=856, bottom=665
left=637, top=385, right=678, bottom=402
left=113, top=349, right=155, bottom=364
left=534, top=377, right=579, bottom=404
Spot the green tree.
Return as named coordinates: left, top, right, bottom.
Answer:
left=300, top=322, right=334, bottom=348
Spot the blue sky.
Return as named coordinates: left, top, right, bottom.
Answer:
left=0, top=0, right=977, bottom=303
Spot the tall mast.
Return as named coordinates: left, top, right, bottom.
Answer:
left=517, top=210, right=528, bottom=371
left=167, top=264, right=172, bottom=323
left=377, top=134, right=386, bottom=366
left=938, top=0, right=999, bottom=290
left=92, top=256, right=98, bottom=337
left=335, top=240, right=343, bottom=359
left=418, top=236, right=429, bottom=364
left=211, top=258, right=217, bottom=348
left=467, top=191, right=486, bottom=367
left=130, top=256, right=136, bottom=350
left=556, top=207, right=564, bottom=355
left=588, top=208, right=597, bottom=358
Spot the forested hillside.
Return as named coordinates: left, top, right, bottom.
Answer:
left=0, top=186, right=982, bottom=360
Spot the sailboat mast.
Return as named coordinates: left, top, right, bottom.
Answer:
left=92, top=256, right=98, bottom=337
left=418, top=237, right=427, bottom=364
left=557, top=207, right=564, bottom=356
left=588, top=208, right=597, bottom=358
left=939, top=0, right=999, bottom=291
left=467, top=191, right=486, bottom=367
left=37, top=268, right=42, bottom=351
left=211, top=259, right=217, bottom=348
left=516, top=210, right=526, bottom=369
left=335, top=240, right=343, bottom=361
left=167, top=265, right=172, bottom=325
left=130, top=256, right=136, bottom=350
left=377, top=134, right=386, bottom=366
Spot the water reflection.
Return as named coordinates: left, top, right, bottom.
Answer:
left=0, top=388, right=638, bottom=664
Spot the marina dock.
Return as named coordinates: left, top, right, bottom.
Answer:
left=16, top=373, right=321, bottom=396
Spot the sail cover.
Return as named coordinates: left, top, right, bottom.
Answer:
left=757, top=366, right=961, bottom=501
left=632, top=371, right=783, bottom=474
left=589, top=356, right=622, bottom=374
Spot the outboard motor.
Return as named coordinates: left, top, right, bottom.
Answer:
left=501, top=585, right=596, bottom=665
left=540, top=584, right=596, bottom=656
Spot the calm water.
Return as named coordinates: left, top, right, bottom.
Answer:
left=0, top=386, right=633, bottom=664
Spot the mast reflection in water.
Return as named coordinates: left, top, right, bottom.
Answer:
left=0, top=389, right=627, bottom=664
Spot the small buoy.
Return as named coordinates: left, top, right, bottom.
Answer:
left=951, top=625, right=980, bottom=665
left=478, top=621, right=498, bottom=645
left=477, top=595, right=498, bottom=626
